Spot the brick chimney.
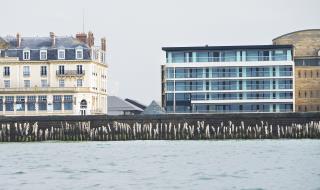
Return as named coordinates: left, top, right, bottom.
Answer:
left=87, top=31, right=94, bottom=47
left=101, top=37, right=106, bottom=51
left=50, top=32, right=56, bottom=47
left=16, top=33, right=21, bottom=48
left=76, top=33, right=87, bottom=44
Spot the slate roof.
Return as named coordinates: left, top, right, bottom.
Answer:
left=0, top=37, right=8, bottom=49
left=125, top=98, right=147, bottom=110
left=108, top=96, right=144, bottom=112
left=141, top=101, right=166, bottom=115
left=4, top=36, right=89, bottom=49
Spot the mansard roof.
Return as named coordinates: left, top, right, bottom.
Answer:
left=3, top=36, right=89, bottom=49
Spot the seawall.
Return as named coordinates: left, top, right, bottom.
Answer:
left=0, top=112, right=319, bottom=141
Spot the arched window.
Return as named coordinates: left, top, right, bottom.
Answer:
left=80, top=99, right=87, bottom=109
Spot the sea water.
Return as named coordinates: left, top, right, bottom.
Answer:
left=0, top=140, right=319, bottom=190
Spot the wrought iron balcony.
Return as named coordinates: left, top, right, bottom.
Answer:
left=56, top=70, right=85, bottom=77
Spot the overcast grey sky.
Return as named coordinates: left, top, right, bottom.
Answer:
left=1, top=0, right=319, bottom=104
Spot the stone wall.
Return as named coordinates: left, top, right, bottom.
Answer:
left=273, top=29, right=320, bottom=57
left=0, top=113, right=320, bottom=141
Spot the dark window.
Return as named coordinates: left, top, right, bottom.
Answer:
left=38, top=96, right=47, bottom=111
left=5, top=96, right=14, bottom=111
left=64, top=95, right=73, bottom=110
left=41, top=66, right=47, bottom=76
left=53, top=95, right=62, bottom=110
left=59, top=65, right=65, bottom=74
left=3, top=66, right=10, bottom=76
left=77, top=65, right=83, bottom=74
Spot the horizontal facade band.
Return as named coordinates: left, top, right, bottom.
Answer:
left=166, top=89, right=294, bottom=93
left=0, top=87, right=105, bottom=94
left=191, top=99, right=293, bottom=104
left=163, top=61, right=294, bottom=67
left=166, top=76, right=294, bottom=81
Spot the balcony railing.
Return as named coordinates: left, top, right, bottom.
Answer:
left=56, top=70, right=85, bottom=76
left=0, top=87, right=91, bottom=93
left=167, top=55, right=290, bottom=63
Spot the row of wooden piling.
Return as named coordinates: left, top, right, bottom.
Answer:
left=0, top=120, right=319, bottom=142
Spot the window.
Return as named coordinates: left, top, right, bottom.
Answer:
left=77, top=79, right=83, bottom=87
left=4, top=80, right=10, bottom=88
left=58, top=49, right=65, bottom=59
left=40, top=49, right=47, bottom=60
left=100, top=52, right=105, bottom=63
left=58, top=65, right=65, bottom=74
left=197, top=52, right=209, bottom=62
left=23, top=49, right=30, bottom=60
left=223, top=51, right=236, bottom=62
left=246, top=50, right=259, bottom=61
left=16, top=96, right=25, bottom=111
left=3, top=66, right=10, bottom=76
left=278, top=79, right=293, bottom=89
left=40, top=66, right=47, bottom=76
left=76, top=48, right=83, bottom=59
left=64, top=95, right=73, bottom=110
left=5, top=96, right=14, bottom=111
left=24, top=80, right=30, bottom=88
left=59, top=79, right=65, bottom=87
left=41, top=80, right=48, bottom=87
left=273, top=50, right=286, bottom=61
left=0, top=96, right=3, bottom=111
left=38, top=96, right=47, bottom=111
left=171, top=52, right=185, bottom=63
left=77, top=65, right=83, bottom=74
left=27, top=96, right=36, bottom=111
left=23, top=66, right=30, bottom=76
left=53, top=95, right=62, bottom=110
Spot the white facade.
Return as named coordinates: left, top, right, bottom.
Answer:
left=0, top=58, right=107, bottom=116
left=162, top=45, right=295, bottom=113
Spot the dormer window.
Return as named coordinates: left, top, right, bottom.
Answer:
left=23, top=49, right=30, bottom=60
left=40, top=49, right=47, bottom=60
left=58, top=49, right=65, bottom=60
left=75, top=47, right=83, bottom=60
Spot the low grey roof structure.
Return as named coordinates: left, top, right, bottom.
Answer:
left=141, top=101, right=166, bottom=115
left=108, top=96, right=144, bottom=115
left=125, top=98, right=147, bottom=110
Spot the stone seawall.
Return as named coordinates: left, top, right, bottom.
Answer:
left=0, top=112, right=319, bottom=141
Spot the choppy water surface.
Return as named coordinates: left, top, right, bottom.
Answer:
left=0, top=140, right=319, bottom=190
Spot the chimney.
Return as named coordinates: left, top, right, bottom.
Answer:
left=50, top=32, right=56, bottom=47
left=101, top=37, right=106, bottom=51
left=16, top=33, right=21, bottom=48
left=76, top=33, right=87, bottom=44
left=87, top=31, right=94, bottom=47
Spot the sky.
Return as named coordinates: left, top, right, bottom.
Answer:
left=1, top=0, right=319, bottom=105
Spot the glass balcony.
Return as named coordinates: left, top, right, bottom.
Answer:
left=167, top=55, right=289, bottom=63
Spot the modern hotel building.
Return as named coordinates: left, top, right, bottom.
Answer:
left=161, top=45, right=294, bottom=113
left=0, top=32, right=107, bottom=116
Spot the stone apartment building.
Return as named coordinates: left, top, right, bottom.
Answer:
left=273, top=29, right=320, bottom=112
left=0, top=32, right=107, bottom=116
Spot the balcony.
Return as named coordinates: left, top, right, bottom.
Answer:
left=56, top=70, right=85, bottom=77
left=167, top=55, right=290, bottom=63
left=0, top=87, right=91, bottom=93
